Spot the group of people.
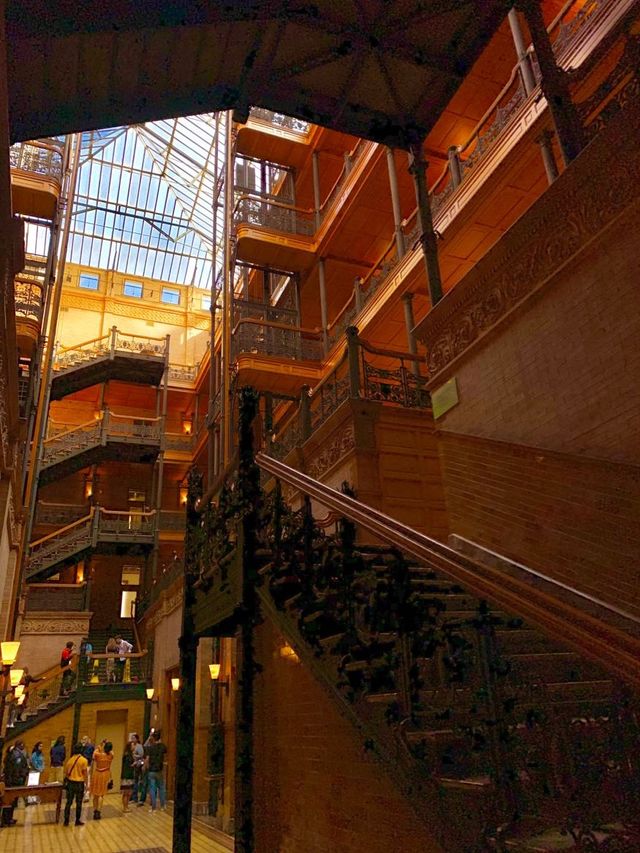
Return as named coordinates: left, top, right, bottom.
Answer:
left=1, top=730, right=168, bottom=827
left=60, top=634, right=134, bottom=693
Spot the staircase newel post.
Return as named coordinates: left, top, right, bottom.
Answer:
left=110, top=326, right=117, bottom=359
left=346, top=326, right=361, bottom=398
left=171, top=466, right=202, bottom=853
left=101, top=408, right=109, bottom=445
left=235, top=386, right=261, bottom=853
left=91, top=507, right=100, bottom=547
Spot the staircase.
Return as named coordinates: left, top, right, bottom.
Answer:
left=39, top=410, right=162, bottom=485
left=27, top=507, right=156, bottom=579
left=50, top=327, right=167, bottom=400
left=254, top=493, right=640, bottom=852
left=8, top=662, right=77, bottom=738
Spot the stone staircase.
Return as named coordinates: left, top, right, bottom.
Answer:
left=255, top=496, right=640, bottom=852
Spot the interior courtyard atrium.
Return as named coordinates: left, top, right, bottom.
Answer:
left=0, top=0, right=639, bottom=851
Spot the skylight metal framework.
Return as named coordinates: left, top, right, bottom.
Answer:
left=24, top=113, right=228, bottom=289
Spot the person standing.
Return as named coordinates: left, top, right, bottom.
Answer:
left=62, top=743, right=88, bottom=827
left=2, top=741, right=29, bottom=824
left=105, top=637, right=118, bottom=683
left=80, top=735, right=95, bottom=802
left=30, top=741, right=45, bottom=773
left=90, top=740, right=114, bottom=819
left=114, top=635, right=133, bottom=683
left=144, top=730, right=167, bottom=813
left=18, top=668, right=43, bottom=721
left=130, top=733, right=144, bottom=804
left=59, top=642, right=76, bottom=696
left=120, top=739, right=135, bottom=813
left=49, top=735, right=66, bottom=784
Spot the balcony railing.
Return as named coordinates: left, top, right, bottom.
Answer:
left=247, top=108, right=311, bottom=135
left=325, top=0, right=627, bottom=352
left=269, top=327, right=428, bottom=460
left=234, top=194, right=316, bottom=236
left=35, top=502, right=87, bottom=527
left=14, top=278, right=44, bottom=325
left=233, top=318, right=324, bottom=362
left=10, top=139, right=64, bottom=182
left=26, top=582, right=88, bottom=612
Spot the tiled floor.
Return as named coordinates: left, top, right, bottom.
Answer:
left=0, top=794, right=231, bottom=853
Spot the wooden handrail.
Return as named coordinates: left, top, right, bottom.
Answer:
left=27, top=582, right=86, bottom=590
left=29, top=510, right=94, bottom=548
left=108, top=412, right=161, bottom=423
left=56, top=332, right=110, bottom=355
left=234, top=192, right=314, bottom=217
left=256, top=453, right=640, bottom=689
left=86, top=651, right=147, bottom=660
left=99, top=508, right=156, bottom=517
left=357, top=336, right=423, bottom=364
left=44, top=416, right=101, bottom=444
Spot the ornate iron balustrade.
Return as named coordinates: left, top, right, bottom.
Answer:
left=159, top=510, right=186, bottom=531
left=35, top=502, right=87, bottom=527
left=248, top=108, right=311, bottom=134
left=165, top=432, right=194, bottom=453
left=14, top=278, right=44, bottom=325
left=9, top=139, right=64, bottom=182
left=168, top=364, right=197, bottom=383
left=234, top=195, right=315, bottom=236
left=27, top=512, right=95, bottom=575
left=42, top=411, right=162, bottom=467
left=54, top=327, right=168, bottom=373
left=318, top=139, right=372, bottom=224
left=359, top=341, right=429, bottom=409
left=233, top=319, right=323, bottom=362
left=98, top=508, right=156, bottom=540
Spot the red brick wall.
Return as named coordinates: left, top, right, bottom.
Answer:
left=435, top=204, right=640, bottom=466
left=438, top=431, right=640, bottom=618
left=253, top=618, right=444, bottom=853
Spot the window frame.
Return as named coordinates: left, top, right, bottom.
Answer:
left=161, top=287, right=180, bottom=305
left=123, top=280, right=144, bottom=299
left=78, top=272, right=100, bottom=291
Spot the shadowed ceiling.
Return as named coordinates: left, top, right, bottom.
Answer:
left=7, top=0, right=510, bottom=147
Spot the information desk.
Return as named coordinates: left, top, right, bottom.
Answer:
left=2, top=783, right=64, bottom=822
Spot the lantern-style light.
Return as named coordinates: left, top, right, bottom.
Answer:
left=14, top=684, right=25, bottom=698
left=9, top=669, right=24, bottom=687
left=209, top=663, right=221, bottom=680
left=1, top=641, right=20, bottom=666
left=171, top=677, right=180, bottom=691
left=146, top=687, right=155, bottom=700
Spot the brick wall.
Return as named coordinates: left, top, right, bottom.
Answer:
left=253, top=618, right=444, bottom=853
left=438, top=431, right=640, bottom=617
left=434, top=203, right=640, bottom=466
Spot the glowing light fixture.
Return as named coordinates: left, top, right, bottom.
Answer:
left=17, top=694, right=26, bottom=706
left=13, top=684, right=25, bottom=698
left=209, top=663, right=221, bottom=680
left=1, top=641, right=20, bottom=666
left=182, top=416, right=193, bottom=435
left=146, top=687, right=155, bottom=700
left=9, top=668, right=24, bottom=687
left=280, top=643, right=300, bottom=662
left=171, top=677, right=180, bottom=691
left=179, top=486, right=188, bottom=506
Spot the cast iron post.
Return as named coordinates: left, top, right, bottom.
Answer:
left=172, top=467, right=202, bottom=853
left=407, top=142, right=443, bottom=306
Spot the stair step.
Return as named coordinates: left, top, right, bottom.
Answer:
left=436, top=774, right=493, bottom=792
left=365, top=692, right=399, bottom=704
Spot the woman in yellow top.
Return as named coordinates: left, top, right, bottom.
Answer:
left=89, top=740, right=114, bottom=820
left=63, top=743, right=89, bottom=827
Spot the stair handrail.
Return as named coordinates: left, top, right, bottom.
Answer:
left=43, top=415, right=103, bottom=446
left=256, top=453, right=640, bottom=689
left=15, top=656, right=79, bottom=721
left=29, top=509, right=95, bottom=550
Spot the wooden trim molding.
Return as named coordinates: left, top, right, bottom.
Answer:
left=416, top=74, right=640, bottom=382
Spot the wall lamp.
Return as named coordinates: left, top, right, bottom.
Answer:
left=9, top=669, right=24, bottom=687
left=171, top=677, right=180, bottom=691
left=146, top=687, right=159, bottom=703
left=209, top=663, right=229, bottom=694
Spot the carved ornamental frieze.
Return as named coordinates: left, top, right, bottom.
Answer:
left=420, top=75, right=640, bottom=381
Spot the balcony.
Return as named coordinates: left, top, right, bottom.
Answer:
left=10, top=139, right=64, bottom=219
left=236, top=108, right=313, bottom=169
left=325, top=0, right=633, bottom=354
left=51, top=328, right=168, bottom=400
left=25, top=582, right=89, bottom=612
left=40, top=410, right=162, bottom=485
left=27, top=506, right=157, bottom=579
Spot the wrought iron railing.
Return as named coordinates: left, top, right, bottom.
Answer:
left=232, top=318, right=323, bottom=362
left=79, top=651, right=148, bottom=686
left=159, top=510, right=186, bottom=531
left=248, top=108, right=311, bottom=135
left=98, top=508, right=156, bottom=540
left=14, top=278, right=45, bottom=325
left=54, top=327, right=168, bottom=373
left=9, top=139, right=64, bottom=182
left=358, top=339, right=429, bottom=409
left=168, top=364, right=198, bottom=383
left=234, top=194, right=316, bottom=236
left=35, top=502, right=87, bottom=527
left=233, top=296, right=299, bottom=328
left=42, top=411, right=162, bottom=467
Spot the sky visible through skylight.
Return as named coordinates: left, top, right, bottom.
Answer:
left=24, top=113, right=228, bottom=290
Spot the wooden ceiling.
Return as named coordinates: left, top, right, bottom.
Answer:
left=7, top=0, right=510, bottom=147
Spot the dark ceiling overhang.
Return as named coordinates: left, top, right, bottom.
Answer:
left=6, top=0, right=509, bottom=147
